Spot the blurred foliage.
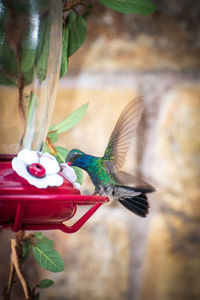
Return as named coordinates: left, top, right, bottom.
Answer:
left=60, top=0, right=156, bottom=77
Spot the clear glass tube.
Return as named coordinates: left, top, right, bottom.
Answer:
left=0, top=0, right=62, bottom=155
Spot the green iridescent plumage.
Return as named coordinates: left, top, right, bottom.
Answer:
left=66, top=98, right=155, bottom=217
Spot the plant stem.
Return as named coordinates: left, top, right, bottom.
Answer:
left=63, top=0, right=87, bottom=12
left=3, top=258, right=15, bottom=300
left=46, top=136, right=57, bottom=155
left=10, top=238, right=31, bottom=299
left=3, top=231, right=33, bottom=300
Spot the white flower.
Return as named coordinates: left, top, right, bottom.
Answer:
left=60, top=163, right=80, bottom=190
left=12, top=149, right=63, bottom=189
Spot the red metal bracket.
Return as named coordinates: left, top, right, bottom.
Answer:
left=22, top=203, right=103, bottom=233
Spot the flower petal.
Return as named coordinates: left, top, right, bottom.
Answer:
left=12, top=157, right=27, bottom=177
left=24, top=173, right=50, bottom=188
left=12, top=157, right=47, bottom=188
left=12, top=152, right=63, bottom=188
left=45, top=174, right=64, bottom=187
left=73, top=182, right=81, bottom=190
left=61, top=163, right=77, bottom=183
left=40, top=153, right=60, bottom=175
left=23, top=172, right=63, bottom=189
left=18, top=149, right=39, bottom=165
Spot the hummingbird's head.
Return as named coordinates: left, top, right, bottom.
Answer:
left=65, top=149, right=86, bottom=167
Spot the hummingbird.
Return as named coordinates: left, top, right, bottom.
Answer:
left=65, top=98, right=155, bottom=217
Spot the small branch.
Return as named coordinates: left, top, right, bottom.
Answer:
left=3, top=232, right=39, bottom=300
left=46, top=136, right=57, bottom=155
left=10, top=239, right=31, bottom=299
left=3, top=258, right=15, bottom=300
left=63, top=0, right=87, bottom=12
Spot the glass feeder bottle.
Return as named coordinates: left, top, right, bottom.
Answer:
left=0, top=0, right=62, bottom=156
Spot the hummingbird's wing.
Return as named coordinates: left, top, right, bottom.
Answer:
left=115, top=171, right=155, bottom=193
left=103, top=97, right=144, bottom=172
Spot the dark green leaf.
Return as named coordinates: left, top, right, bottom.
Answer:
left=34, top=232, right=54, bottom=248
left=67, top=11, right=76, bottom=29
left=51, top=103, right=88, bottom=134
left=36, top=13, right=51, bottom=81
left=0, top=74, right=17, bottom=87
left=55, top=147, right=69, bottom=164
left=0, top=28, right=18, bottom=78
left=32, top=243, right=64, bottom=272
left=5, top=1, right=51, bottom=14
left=33, top=293, right=40, bottom=300
left=82, top=4, right=93, bottom=19
left=39, top=279, right=54, bottom=289
left=23, top=68, right=34, bottom=86
left=21, top=238, right=32, bottom=264
left=98, top=0, right=156, bottom=15
left=0, top=3, right=7, bottom=26
left=20, top=21, right=38, bottom=74
left=72, top=166, right=83, bottom=185
left=68, top=15, right=87, bottom=57
left=60, top=26, right=69, bottom=78
left=20, top=50, right=36, bottom=74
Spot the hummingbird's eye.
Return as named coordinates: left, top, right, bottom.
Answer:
left=71, top=152, right=81, bottom=161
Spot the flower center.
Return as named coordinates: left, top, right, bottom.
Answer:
left=28, top=163, right=46, bottom=178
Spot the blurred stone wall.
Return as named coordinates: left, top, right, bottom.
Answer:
left=1, top=0, right=200, bottom=299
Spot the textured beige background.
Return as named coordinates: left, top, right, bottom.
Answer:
left=1, top=1, right=200, bottom=299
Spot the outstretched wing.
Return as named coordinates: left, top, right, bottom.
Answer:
left=116, top=171, right=155, bottom=193
left=103, top=97, right=144, bottom=172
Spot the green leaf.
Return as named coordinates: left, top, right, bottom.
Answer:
left=39, top=279, right=54, bottom=289
left=21, top=238, right=32, bottom=264
left=47, top=131, right=58, bottom=143
left=55, top=146, right=69, bottom=164
left=34, top=232, right=54, bottom=248
left=68, top=15, right=87, bottom=57
left=51, top=103, right=88, bottom=134
left=42, top=142, right=50, bottom=153
left=72, top=166, right=83, bottom=185
left=60, top=26, right=69, bottom=78
left=98, top=0, right=156, bottom=15
left=32, top=243, right=64, bottom=273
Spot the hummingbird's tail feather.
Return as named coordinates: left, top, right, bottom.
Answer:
left=119, top=193, right=149, bottom=217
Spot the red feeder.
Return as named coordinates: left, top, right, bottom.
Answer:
left=0, top=159, right=109, bottom=233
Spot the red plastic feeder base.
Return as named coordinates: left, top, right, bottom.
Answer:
left=0, top=160, right=109, bottom=233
